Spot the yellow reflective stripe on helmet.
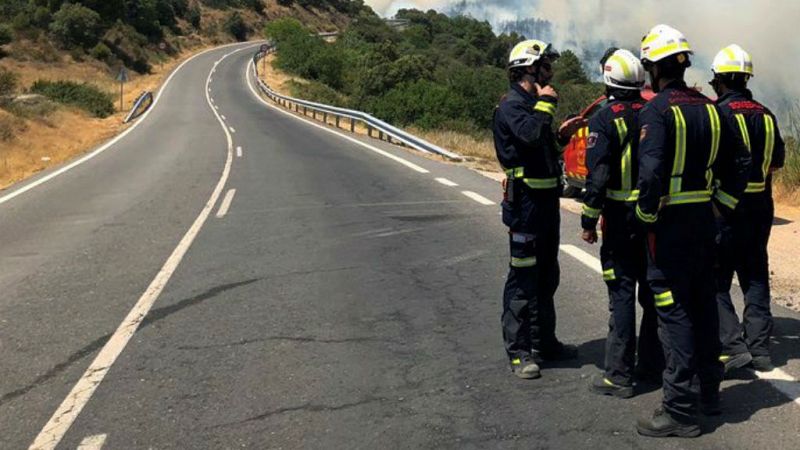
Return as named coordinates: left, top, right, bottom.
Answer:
left=522, top=177, right=559, bottom=189
left=714, top=188, right=739, bottom=209
left=655, top=291, right=675, bottom=307
left=706, top=105, right=721, bottom=189
left=716, top=64, right=752, bottom=74
left=763, top=114, right=775, bottom=184
left=614, top=118, right=633, bottom=192
left=662, top=190, right=712, bottom=206
left=642, top=33, right=660, bottom=46
left=745, top=182, right=766, bottom=193
left=505, top=167, right=525, bottom=179
left=636, top=204, right=657, bottom=223
left=607, top=189, right=640, bottom=201
left=735, top=114, right=751, bottom=151
left=723, top=46, right=736, bottom=61
left=603, top=268, right=616, bottom=281
left=582, top=204, right=601, bottom=219
left=511, top=256, right=537, bottom=268
left=649, top=42, right=691, bottom=58
left=534, top=101, right=556, bottom=116
left=609, top=54, right=632, bottom=78
left=670, top=106, right=687, bottom=194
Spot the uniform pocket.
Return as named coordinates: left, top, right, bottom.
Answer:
left=509, top=232, right=537, bottom=268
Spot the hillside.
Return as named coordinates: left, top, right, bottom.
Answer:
left=0, top=0, right=370, bottom=190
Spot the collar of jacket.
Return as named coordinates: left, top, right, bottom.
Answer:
left=662, top=79, right=689, bottom=91
left=717, top=88, right=754, bottom=104
left=510, top=82, right=538, bottom=104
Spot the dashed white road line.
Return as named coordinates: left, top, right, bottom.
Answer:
left=236, top=146, right=242, bottom=157
left=435, top=177, right=458, bottom=187
left=0, top=41, right=247, bottom=207
left=245, top=60, right=429, bottom=175
left=559, top=243, right=800, bottom=406
left=77, top=434, right=107, bottom=450
left=27, top=44, right=255, bottom=450
left=461, top=190, right=495, bottom=206
left=229, top=127, right=236, bottom=133
left=221, top=114, right=226, bottom=120
left=216, top=189, right=236, bottom=218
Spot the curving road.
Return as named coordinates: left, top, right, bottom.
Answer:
left=1, top=42, right=799, bottom=449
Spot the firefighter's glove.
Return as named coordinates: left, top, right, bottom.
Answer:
left=581, top=228, right=598, bottom=245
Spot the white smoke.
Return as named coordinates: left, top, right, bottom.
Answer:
left=365, top=0, right=800, bottom=117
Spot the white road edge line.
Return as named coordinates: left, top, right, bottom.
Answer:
left=435, top=177, right=458, bottom=187
left=76, top=434, right=107, bottom=450
left=461, top=190, right=495, bottom=206
left=558, top=243, right=800, bottom=407
left=245, top=59, right=429, bottom=174
left=28, top=44, right=257, bottom=450
left=216, top=189, right=236, bottom=218
left=0, top=41, right=249, bottom=207
left=236, top=146, right=243, bottom=157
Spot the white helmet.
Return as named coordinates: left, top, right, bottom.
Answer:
left=508, top=39, right=559, bottom=70
left=640, top=24, right=693, bottom=63
left=602, top=49, right=645, bottom=90
left=711, top=44, right=754, bottom=77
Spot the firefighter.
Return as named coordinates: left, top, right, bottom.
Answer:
left=581, top=48, right=664, bottom=399
left=710, top=45, right=785, bottom=373
left=634, top=25, right=751, bottom=437
left=494, top=39, right=578, bottom=379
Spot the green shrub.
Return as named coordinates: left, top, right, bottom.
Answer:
left=30, top=80, right=115, bottom=118
left=288, top=80, right=347, bottom=107
left=186, top=5, right=202, bottom=29
left=776, top=137, right=800, bottom=191
left=224, top=12, right=249, bottom=41
left=49, top=3, right=103, bottom=49
left=0, top=69, right=18, bottom=96
left=90, top=42, right=113, bottom=61
left=0, top=24, right=12, bottom=47
left=5, top=98, right=56, bottom=119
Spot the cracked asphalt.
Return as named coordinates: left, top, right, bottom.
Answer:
left=1, top=43, right=799, bottom=449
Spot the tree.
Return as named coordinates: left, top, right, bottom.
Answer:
left=553, top=49, right=589, bottom=86
left=49, top=3, right=103, bottom=49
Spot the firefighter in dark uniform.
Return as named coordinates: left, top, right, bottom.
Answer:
left=494, top=39, right=579, bottom=380
left=634, top=25, right=751, bottom=437
left=580, top=48, right=664, bottom=399
left=710, top=45, right=786, bottom=373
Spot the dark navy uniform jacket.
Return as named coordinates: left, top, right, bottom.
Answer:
left=716, top=89, right=785, bottom=196
left=493, top=83, right=562, bottom=181
left=581, top=94, right=646, bottom=230
left=635, top=81, right=751, bottom=224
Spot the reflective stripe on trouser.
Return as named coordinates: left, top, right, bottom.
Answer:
left=601, top=218, right=664, bottom=385
left=502, top=190, right=561, bottom=359
left=645, top=206, right=722, bottom=421
left=715, top=196, right=774, bottom=357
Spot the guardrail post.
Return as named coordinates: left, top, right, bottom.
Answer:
left=379, top=130, right=384, bottom=141
left=312, top=110, right=316, bottom=119
left=335, top=116, right=340, bottom=128
left=323, top=112, right=328, bottom=124
left=367, top=125, right=373, bottom=137
left=350, top=118, right=355, bottom=132
left=303, top=106, right=307, bottom=116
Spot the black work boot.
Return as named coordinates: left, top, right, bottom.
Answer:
left=751, top=355, right=775, bottom=372
left=720, top=352, right=752, bottom=373
left=637, top=408, right=701, bottom=438
left=589, top=374, right=634, bottom=398
left=510, top=354, right=541, bottom=379
left=536, top=343, right=579, bottom=361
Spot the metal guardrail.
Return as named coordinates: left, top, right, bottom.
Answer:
left=124, top=91, right=153, bottom=123
left=252, top=48, right=463, bottom=161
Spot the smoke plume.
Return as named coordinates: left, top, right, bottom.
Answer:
left=365, top=0, right=800, bottom=119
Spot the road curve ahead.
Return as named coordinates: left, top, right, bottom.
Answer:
left=1, top=43, right=799, bottom=449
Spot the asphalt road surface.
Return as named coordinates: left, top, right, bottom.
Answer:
left=1, top=42, right=799, bottom=450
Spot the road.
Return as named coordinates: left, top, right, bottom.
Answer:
left=0, top=42, right=799, bottom=449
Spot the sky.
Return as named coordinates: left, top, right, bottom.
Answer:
left=364, top=0, right=800, bottom=119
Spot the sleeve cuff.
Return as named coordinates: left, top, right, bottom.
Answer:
left=534, top=101, right=556, bottom=117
